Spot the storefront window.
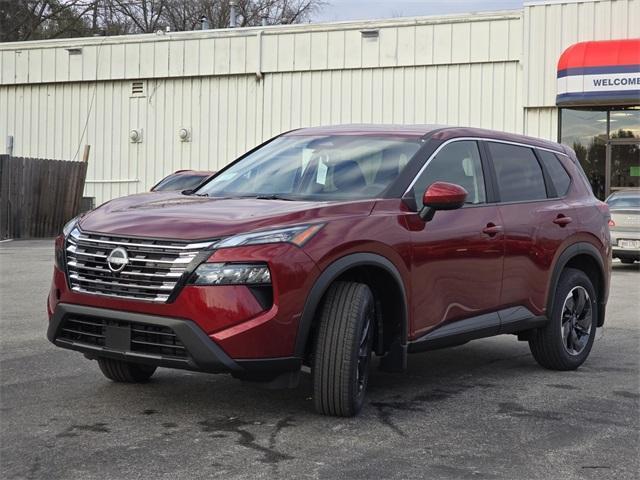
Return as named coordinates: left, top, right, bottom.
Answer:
left=560, top=107, right=640, bottom=199
left=560, top=109, right=607, bottom=199
left=610, top=109, right=640, bottom=139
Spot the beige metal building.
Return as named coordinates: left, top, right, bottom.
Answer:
left=1, top=0, right=638, bottom=204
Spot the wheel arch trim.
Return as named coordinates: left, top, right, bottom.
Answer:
left=294, top=252, right=409, bottom=357
left=547, top=242, right=607, bottom=327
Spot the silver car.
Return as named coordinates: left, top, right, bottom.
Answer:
left=606, top=189, right=640, bottom=264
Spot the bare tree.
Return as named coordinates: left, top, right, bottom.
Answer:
left=0, top=0, right=92, bottom=42
left=0, top=0, right=326, bottom=41
left=110, top=0, right=165, bottom=33
left=161, top=0, right=325, bottom=31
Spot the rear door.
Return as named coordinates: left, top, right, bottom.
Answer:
left=484, top=141, right=577, bottom=318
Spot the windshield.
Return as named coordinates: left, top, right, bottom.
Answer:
left=196, top=135, right=422, bottom=200
left=607, top=194, right=640, bottom=209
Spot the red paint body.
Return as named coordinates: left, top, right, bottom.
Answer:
left=48, top=125, right=611, bottom=367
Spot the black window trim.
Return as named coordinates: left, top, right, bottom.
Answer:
left=536, top=149, right=574, bottom=200
left=532, top=148, right=557, bottom=198
left=404, top=137, right=570, bottom=208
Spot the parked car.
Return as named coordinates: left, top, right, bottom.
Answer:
left=150, top=169, right=215, bottom=192
left=47, top=125, right=611, bottom=417
left=606, top=189, right=640, bottom=264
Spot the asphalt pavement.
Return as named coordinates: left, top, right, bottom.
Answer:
left=1, top=239, right=639, bottom=480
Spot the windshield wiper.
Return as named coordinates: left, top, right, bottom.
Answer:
left=254, top=194, right=297, bottom=201
left=181, top=189, right=208, bottom=197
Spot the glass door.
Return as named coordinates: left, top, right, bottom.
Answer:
left=606, top=139, right=640, bottom=197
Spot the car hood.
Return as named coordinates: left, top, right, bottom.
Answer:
left=78, top=191, right=375, bottom=240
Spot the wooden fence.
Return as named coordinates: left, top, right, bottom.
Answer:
left=0, top=155, right=88, bottom=239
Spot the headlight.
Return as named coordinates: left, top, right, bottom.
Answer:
left=215, top=224, right=324, bottom=249
left=189, top=263, right=271, bottom=285
left=62, top=216, right=80, bottom=237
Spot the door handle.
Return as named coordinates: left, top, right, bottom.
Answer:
left=553, top=215, right=573, bottom=227
left=482, top=223, right=503, bottom=236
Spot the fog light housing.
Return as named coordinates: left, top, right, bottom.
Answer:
left=189, top=263, right=271, bottom=285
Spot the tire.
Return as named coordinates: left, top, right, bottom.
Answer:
left=312, top=281, right=375, bottom=417
left=97, top=358, right=157, bottom=383
left=529, top=268, right=597, bottom=370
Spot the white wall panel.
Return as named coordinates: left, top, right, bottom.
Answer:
left=0, top=11, right=521, bottom=86
left=1, top=55, right=521, bottom=205
left=524, top=107, right=559, bottom=141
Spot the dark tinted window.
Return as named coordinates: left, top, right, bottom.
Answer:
left=537, top=150, right=571, bottom=196
left=488, top=142, right=547, bottom=202
left=412, top=140, right=486, bottom=207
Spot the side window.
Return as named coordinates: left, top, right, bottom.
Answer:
left=488, top=142, right=547, bottom=202
left=413, top=141, right=486, bottom=208
left=537, top=150, right=571, bottom=196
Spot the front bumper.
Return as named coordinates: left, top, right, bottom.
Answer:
left=48, top=303, right=301, bottom=378
left=49, top=240, right=320, bottom=359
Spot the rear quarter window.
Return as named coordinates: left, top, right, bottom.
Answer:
left=537, top=150, right=571, bottom=196
left=487, top=142, right=548, bottom=202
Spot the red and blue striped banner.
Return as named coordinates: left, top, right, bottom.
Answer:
left=556, top=39, right=640, bottom=106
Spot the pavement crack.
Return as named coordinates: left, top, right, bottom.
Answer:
left=199, top=417, right=294, bottom=465
left=269, top=416, right=295, bottom=450
left=56, top=422, right=110, bottom=437
left=370, top=401, right=423, bottom=436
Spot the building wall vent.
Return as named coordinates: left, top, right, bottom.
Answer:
left=131, top=81, right=145, bottom=97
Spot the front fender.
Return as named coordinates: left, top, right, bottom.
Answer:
left=293, top=252, right=409, bottom=357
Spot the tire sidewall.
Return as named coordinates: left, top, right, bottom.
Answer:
left=348, top=288, right=375, bottom=413
left=551, top=269, right=598, bottom=367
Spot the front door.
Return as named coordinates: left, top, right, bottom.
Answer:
left=606, top=139, right=640, bottom=198
left=407, top=140, right=504, bottom=339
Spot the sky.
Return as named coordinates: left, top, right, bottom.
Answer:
left=314, top=0, right=525, bottom=22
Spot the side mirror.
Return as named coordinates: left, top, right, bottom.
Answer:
left=419, top=181, right=468, bottom=222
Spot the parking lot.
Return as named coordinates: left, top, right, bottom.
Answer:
left=1, top=239, right=638, bottom=480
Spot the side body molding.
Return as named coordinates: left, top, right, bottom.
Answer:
left=408, top=306, right=547, bottom=353
left=294, top=253, right=409, bottom=358
left=546, top=242, right=608, bottom=327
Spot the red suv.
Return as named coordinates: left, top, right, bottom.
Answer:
left=47, top=125, right=611, bottom=416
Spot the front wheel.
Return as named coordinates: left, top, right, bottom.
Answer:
left=312, top=281, right=375, bottom=417
left=529, top=268, right=597, bottom=370
left=98, top=358, right=157, bottom=383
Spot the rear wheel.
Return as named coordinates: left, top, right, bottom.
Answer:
left=529, top=268, right=597, bottom=370
left=97, top=358, right=157, bottom=383
left=312, top=281, right=375, bottom=417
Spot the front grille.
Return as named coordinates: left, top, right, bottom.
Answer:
left=58, top=316, right=188, bottom=359
left=65, top=229, right=215, bottom=302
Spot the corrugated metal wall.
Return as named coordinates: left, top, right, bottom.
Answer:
left=0, top=11, right=523, bottom=204
left=0, top=13, right=522, bottom=84
left=0, top=0, right=636, bottom=204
